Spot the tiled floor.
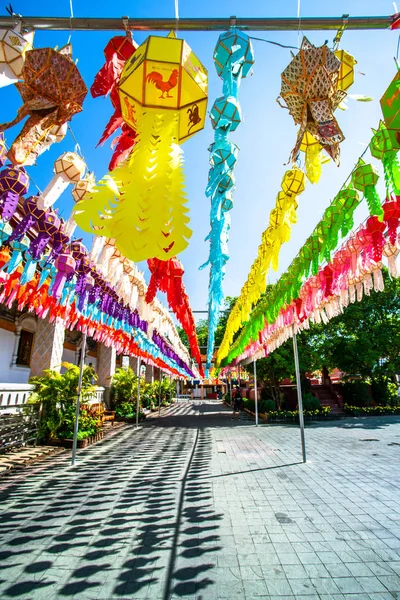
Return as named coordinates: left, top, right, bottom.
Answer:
left=0, top=400, right=399, bottom=599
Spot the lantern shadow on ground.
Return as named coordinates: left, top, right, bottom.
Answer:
left=0, top=415, right=223, bottom=599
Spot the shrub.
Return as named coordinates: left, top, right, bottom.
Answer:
left=243, top=398, right=255, bottom=412
left=340, top=380, right=371, bottom=407
left=29, top=363, right=97, bottom=442
left=371, top=377, right=399, bottom=406
left=301, top=393, right=321, bottom=411
left=111, top=367, right=138, bottom=406
left=344, top=404, right=400, bottom=416
left=261, top=399, right=276, bottom=413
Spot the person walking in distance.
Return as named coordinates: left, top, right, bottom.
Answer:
left=232, top=387, right=244, bottom=420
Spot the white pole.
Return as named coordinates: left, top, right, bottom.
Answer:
left=253, top=358, right=258, bottom=426
left=71, top=332, right=87, bottom=466
left=158, top=369, right=162, bottom=417
left=136, top=358, right=141, bottom=429
left=293, top=332, right=306, bottom=463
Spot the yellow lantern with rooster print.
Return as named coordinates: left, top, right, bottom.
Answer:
left=119, top=31, right=208, bottom=143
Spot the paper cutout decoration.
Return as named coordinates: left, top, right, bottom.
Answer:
left=0, top=22, right=34, bottom=88
left=145, top=257, right=204, bottom=376
left=279, top=37, right=347, bottom=166
left=200, top=29, right=254, bottom=375
left=74, top=32, right=208, bottom=262
left=91, top=35, right=138, bottom=170
left=217, top=166, right=304, bottom=366
left=0, top=45, right=87, bottom=165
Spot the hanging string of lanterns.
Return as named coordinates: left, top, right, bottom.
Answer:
left=220, top=197, right=400, bottom=371
left=200, top=28, right=254, bottom=375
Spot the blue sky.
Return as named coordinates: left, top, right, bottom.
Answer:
left=1, top=0, right=398, bottom=321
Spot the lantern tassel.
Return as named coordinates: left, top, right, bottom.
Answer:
left=20, top=255, right=38, bottom=285
left=364, top=186, right=384, bottom=221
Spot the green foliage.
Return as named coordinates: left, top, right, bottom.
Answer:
left=370, top=376, right=399, bottom=406
left=111, top=368, right=176, bottom=417
left=29, top=362, right=97, bottom=441
left=111, top=367, right=138, bottom=405
left=301, top=393, right=321, bottom=411
left=115, top=402, right=145, bottom=421
left=344, top=404, right=400, bottom=416
left=268, top=407, right=331, bottom=420
left=340, top=380, right=371, bottom=407
left=260, top=399, right=276, bottom=413
left=243, top=398, right=255, bottom=412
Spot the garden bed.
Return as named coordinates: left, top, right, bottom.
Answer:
left=49, top=430, right=105, bottom=449
left=344, top=404, right=400, bottom=417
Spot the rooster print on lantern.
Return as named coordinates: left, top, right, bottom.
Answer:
left=147, top=68, right=179, bottom=99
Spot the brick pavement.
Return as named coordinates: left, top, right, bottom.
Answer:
left=0, top=400, right=399, bottom=599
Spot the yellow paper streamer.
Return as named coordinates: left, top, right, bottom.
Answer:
left=74, top=108, right=192, bottom=261
left=216, top=167, right=306, bottom=363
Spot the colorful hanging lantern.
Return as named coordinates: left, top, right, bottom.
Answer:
left=281, top=166, right=306, bottom=196
left=279, top=37, right=347, bottom=164
left=380, top=69, right=400, bottom=148
left=336, top=187, right=360, bottom=236
left=0, top=165, right=29, bottom=221
left=366, top=216, right=386, bottom=262
left=119, top=31, right=207, bottom=143
left=71, top=172, right=96, bottom=203
left=334, top=49, right=357, bottom=91
left=51, top=252, right=76, bottom=298
left=0, top=22, right=34, bottom=88
left=202, top=29, right=254, bottom=374
left=0, top=45, right=87, bottom=165
left=91, top=34, right=138, bottom=170
left=352, top=159, right=384, bottom=220
left=370, top=121, right=400, bottom=195
left=39, top=152, right=86, bottom=209
left=74, top=32, right=208, bottom=262
left=383, top=196, right=400, bottom=245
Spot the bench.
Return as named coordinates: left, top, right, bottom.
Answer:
left=87, top=403, right=115, bottom=426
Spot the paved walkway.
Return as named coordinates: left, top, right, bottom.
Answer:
left=0, top=401, right=400, bottom=600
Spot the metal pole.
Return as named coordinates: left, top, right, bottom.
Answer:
left=253, top=358, right=258, bottom=427
left=2, top=15, right=393, bottom=31
left=136, top=358, right=141, bottom=429
left=293, top=333, right=306, bottom=463
left=176, top=379, right=179, bottom=402
left=158, top=369, right=162, bottom=418
left=229, top=374, right=232, bottom=406
left=71, top=332, right=87, bottom=466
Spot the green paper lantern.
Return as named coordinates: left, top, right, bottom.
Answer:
left=380, top=70, right=400, bottom=148
left=351, top=159, right=384, bottom=220
left=370, top=121, right=400, bottom=195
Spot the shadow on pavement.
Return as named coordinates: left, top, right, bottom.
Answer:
left=0, top=418, right=223, bottom=599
